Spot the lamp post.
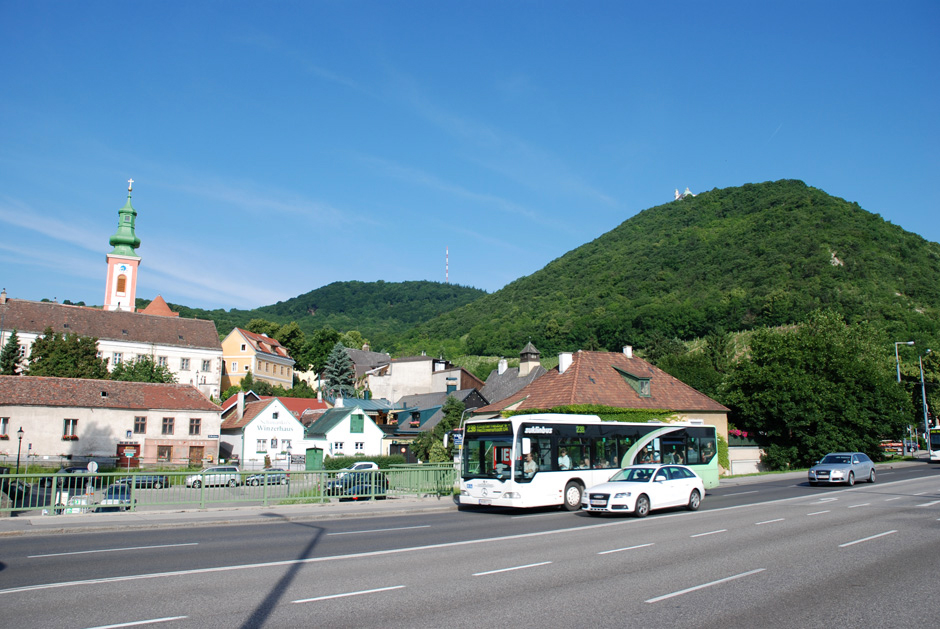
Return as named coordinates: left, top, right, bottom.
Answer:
left=895, top=341, right=914, bottom=383
left=920, top=349, right=932, bottom=458
left=15, top=427, right=24, bottom=475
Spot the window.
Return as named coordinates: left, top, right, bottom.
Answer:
left=350, top=414, right=364, bottom=433
left=180, top=358, right=190, bottom=371
left=230, top=361, right=237, bottom=374
left=272, top=412, right=279, bottom=419
left=282, top=439, right=292, bottom=450
left=157, top=445, right=172, bottom=462
left=134, top=416, right=146, bottom=434
left=271, top=437, right=278, bottom=449
left=244, top=364, right=250, bottom=372
left=256, top=439, right=267, bottom=453
left=355, top=442, right=364, bottom=452
left=116, top=274, right=127, bottom=294
left=332, top=442, right=344, bottom=453
left=162, top=417, right=175, bottom=435
left=157, top=356, right=168, bottom=367
left=113, top=352, right=123, bottom=365
left=189, top=417, right=201, bottom=436
left=240, top=344, right=246, bottom=352
left=64, top=418, right=78, bottom=437
left=0, top=416, right=8, bottom=436
left=202, top=360, right=211, bottom=372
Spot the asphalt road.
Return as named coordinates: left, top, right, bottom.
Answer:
left=1, top=464, right=938, bottom=629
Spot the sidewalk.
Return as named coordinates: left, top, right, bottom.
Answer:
left=0, top=495, right=458, bottom=537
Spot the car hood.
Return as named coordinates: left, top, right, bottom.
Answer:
left=585, top=481, right=653, bottom=494
left=810, top=464, right=851, bottom=472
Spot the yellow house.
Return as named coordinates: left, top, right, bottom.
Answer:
left=221, top=328, right=295, bottom=390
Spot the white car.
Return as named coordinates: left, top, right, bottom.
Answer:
left=336, top=461, right=378, bottom=478
left=185, top=466, right=241, bottom=488
left=581, top=464, right=705, bottom=517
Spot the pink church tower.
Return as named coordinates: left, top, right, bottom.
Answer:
left=104, top=179, right=142, bottom=312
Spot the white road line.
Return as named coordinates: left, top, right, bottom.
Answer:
left=755, top=518, right=784, bottom=525
left=83, top=617, right=187, bottom=629
left=839, top=530, right=896, bottom=547
left=511, top=512, right=568, bottom=519
left=645, top=569, right=766, bottom=603
left=916, top=500, right=940, bottom=507
left=327, top=525, right=430, bottom=536
left=817, top=497, right=838, bottom=503
left=598, top=543, right=654, bottom=555
left=473, top=561, right=552, bottom=576
left=690, top=529, right=727, bottom=538
left=884, top=497, right=903, bottom=501
left=807, top=510, right=830, bottom=516
left=848, top=503, right=870, bottom=508
left=913, top=491, right=928, bottom=496
left=724, top=490, right=759, bottom=497
left=30, top=543, right=198, bottom=559
left=293, top=585, right=405, bottom=604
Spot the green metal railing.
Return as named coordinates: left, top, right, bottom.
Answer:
left=0, top=465, right=459, bottom=515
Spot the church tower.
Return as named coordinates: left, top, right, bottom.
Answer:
left=104, top=179, right=142, bottom=312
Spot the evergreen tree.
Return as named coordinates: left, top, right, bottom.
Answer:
left=322, top=342, right=356, bottom=398
left=27, top=327, right=110, bottom=379
left=110, top=356, right=177, bottom=383
left=0, top=329, right=22, bottom=375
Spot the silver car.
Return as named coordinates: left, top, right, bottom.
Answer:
left=808, top=452, right=875, bottom=486
left=185, top=466, right=241, bottom=488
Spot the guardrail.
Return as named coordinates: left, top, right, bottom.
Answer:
left=0, top=465, right=459, bottom=516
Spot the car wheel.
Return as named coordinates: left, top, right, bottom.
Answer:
left=687, top=489, right=701, bottom=511
left=634, top=494, right=650, bottom=518
left=868, top=469, right=876, bottom=483
left=191, top=480, right=202, bottom=489
left=847, top=472, right=855, bottom=486
left=154, top=481, right=163, bottom=489
left=250, top=479, right=260, bottom=486
left=228, top=479, right=237, bottom=487
left=562, top=482, right=582, bottom=511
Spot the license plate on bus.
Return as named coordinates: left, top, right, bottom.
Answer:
left=478, top=499, right=491, bottom=506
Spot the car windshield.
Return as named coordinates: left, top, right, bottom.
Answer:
left=608, top=467, right=657, bottom=482
left=821, top=455, right=851, bottom=465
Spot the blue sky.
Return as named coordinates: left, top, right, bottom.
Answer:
left=1, top=2, right=937, bottom=310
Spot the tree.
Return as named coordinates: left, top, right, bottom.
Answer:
left=721, top=310, right=911, bottom=469
left=246, top=318, right=281, bottom=338
left=110, top=356, right=177, bottom=383
left=410, top=395, right=466, bottom=462
left=0, top=329, right=22, bottom=375
left=274, top=322, right=307, bottom=370
left=322, top=342, right=356, bottom=398
left=303, top=327, right=342, bottom=374
left=240, top=370, right=255, bottom=391
left=27, top=327, right=110, bottom=379
left=340, top=330, right=368, bottom=351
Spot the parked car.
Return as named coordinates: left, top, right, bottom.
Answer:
left=245, top=468, right=289, bottom=486
left=808, top=452, right=875, bottom=486
left=39, top=467, right=103, bottom=490
left=325, top=471, right=388, bottom=500
left=581, top=464, right=705, bottom=517
left=98, top=484, right=134, bottom=511
left=185, top=466, right=241, bottom=488
left=115, top=474, right=170, bottom=489
left=336, top=461, right=379, bottom=478
left=2, top=479, right=48, bottom=509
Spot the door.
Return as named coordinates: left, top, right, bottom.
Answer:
left=188, top=446, right=204, bottom=466
left=305, top=448, right=324, bottom=471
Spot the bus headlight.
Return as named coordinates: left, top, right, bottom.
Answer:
left=503, top=492, right=521, bottom=499
left=460, top=490, right=469, bottom=496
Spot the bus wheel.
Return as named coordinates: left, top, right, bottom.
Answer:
left=562, top=482, right=582, bottom=511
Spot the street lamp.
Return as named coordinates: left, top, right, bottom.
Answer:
left=15, top=427, right=24, bottom=475
left=895, top=341, right=915, bottom=383
left=920, top=349, right=932, bottom=457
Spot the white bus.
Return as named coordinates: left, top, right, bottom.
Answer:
left=459, top=413, right=719, bottom=510
left=929, top=428, right=940, bottom=463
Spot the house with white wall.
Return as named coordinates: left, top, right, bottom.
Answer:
left=366, top=354, right=484, bottom=402
left=303, top=402, right=384, bottom=460
left=219, top=393, right=306, bottom=469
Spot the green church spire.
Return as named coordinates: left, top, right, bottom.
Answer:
left=109, top=178, right=141, bottom=257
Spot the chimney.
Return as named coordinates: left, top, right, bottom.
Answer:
left=362, top=343, right=370, bottom=351
left=317, top=389, right=322, bottom=402
left=497, top=358, right=508, bottom=375
left=623, top=346, right=633, bottom=358
left=236, top=391, right=245, bottom=420
left=559, top=352, right=573, bottom=374
left=335, top=395, right=344, bottom=408
left=0, top=288, right=6, bottom=304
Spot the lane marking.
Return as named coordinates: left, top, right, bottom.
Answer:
left=598, top=543, right=654, bottom=555
left=724, top=491, right=759, bottom=497
left=474, top=561, right=551, bottom=576
left=807, top=510, right=830, bottom=516
left=645, top=569, right=766, bottom=603
left=328, top=525, right=430, bottom=536
left=511, top=512, right=568, bottom=519
left=913, top=491, right=928, bottom=496
left=293, top=585, right=405, bottom=603
left=848, top=503, right=870, bottom=508
left=884, top=497, right=902, bottom=502
left=83, top=617, right=187, bottom=628
left=916, top=500, right=940, bottom=507
left=817, top=497, right=838, bottom=503
left=755, top=518, right=784, bottom=525
left=691, top=529, right=727, bottom=538
left=839, top=530, right=897, bottom=548
left=30, top=543, right=198, bottom=559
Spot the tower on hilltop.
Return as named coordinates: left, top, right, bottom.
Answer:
left=104, top=179, right=142, bottom=312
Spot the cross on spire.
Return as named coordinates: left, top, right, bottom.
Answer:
left=127, top=178, right=134, bottom=192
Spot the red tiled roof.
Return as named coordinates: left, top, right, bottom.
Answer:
left=0, top=375, right=221, bottom=411
left=475, top=350, right=728, bottom=414
left=220, top=394, right=329, bottom=417
left=234, top=328, right=293, bottom=360
left=220, top=399, right=270, bottom=430
left=139, top=295, right=179, bottom=317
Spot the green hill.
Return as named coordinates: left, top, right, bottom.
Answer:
left=406, top=179, right=940, bottom=356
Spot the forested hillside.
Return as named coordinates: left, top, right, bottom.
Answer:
left=141, top=280, right=486, bottom=346
left=406, top=180, right=940, bottom=356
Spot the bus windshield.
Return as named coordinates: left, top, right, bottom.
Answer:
left=462, top=422, right=514, bottom=480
